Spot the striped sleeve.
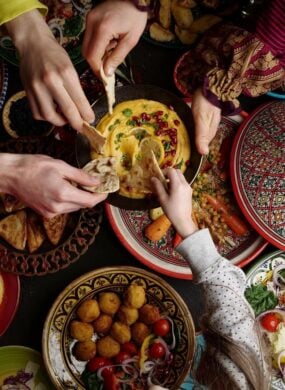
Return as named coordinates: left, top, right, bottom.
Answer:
left=0, top=0, right=47, bottom=25
left=256, top=0, right=285, bottom=67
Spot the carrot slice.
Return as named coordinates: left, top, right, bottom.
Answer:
left=222, top=213, right=249, bottom=236
left=145, top=214, right=172, bottom=241
left=204, top=193, right=228, bottom=214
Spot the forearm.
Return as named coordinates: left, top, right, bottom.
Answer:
left=0, top=0, right=47, bottom=26
left=0, top=153, right=23, bottom=194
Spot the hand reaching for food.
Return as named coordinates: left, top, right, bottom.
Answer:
left=151, top=168, right=197, bottom=239
left=82, top=0, right=147, bottom=77
left=0, top=154, right=107, bottom=218
left=5, top=10, right=94, bottom=131
left=191, top=88, right=221, bottom=155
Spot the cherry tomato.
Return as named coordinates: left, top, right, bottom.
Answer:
left=103, top=372, right=120, bottom=390
left=87, top=357, right=114, bottom=374
left=121, top=341, right=138, bottom=356
left=153, top=318, right=171, bottom=337
left=149, top=342, right=166, bottom=359
left=260, top=312, right=282, bottom=332
left=114, top=351, right=131, bottom=364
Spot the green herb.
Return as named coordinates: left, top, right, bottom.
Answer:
left=163, top=141, right=171, bottom=152
left=175, top=159, right=184, bottom=169
left=135, top=130, right=147, bottom=141
left=126, top=119, right=136, bottom=126
left=108, top=118, right=121, bottom=132
left=63, top=15, right=83, bottom=37
left=244, top=284, right=278, bottom=316
left=121, top=153, right=132, bottom=170
left=136, top=153, right=142, bottom=161
left=81, top=370, right=103, bottom=390
left=122, top=108, right=133, bottom=117
left=164, top=113, right=169, bottom=119
left=114, top=132, right=125, bottom=144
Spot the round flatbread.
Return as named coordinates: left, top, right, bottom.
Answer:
left=82, top=157, right=120, bottom=193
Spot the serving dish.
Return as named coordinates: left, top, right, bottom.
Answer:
left=0, top=60, right=8, bottom=111
left=0, top=136, right=103, bottom=276
left=0, top=271, right=20, bottom=336
left=76, top=84, right=203, bottom=210
left=0, top=345, right=54, bottom=389
left=42, top=266, right=196, bottom=389
left=105, top=109, right=267, bottom=279
left=245, top=250, right=285, bottom=390
left=231, top=101, right=285, bottom=250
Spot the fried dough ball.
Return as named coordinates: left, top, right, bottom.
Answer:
left=110, top=321, right=131, bottom=344
left=77, top=299, right=100, bottom=323
left=125, top=284, right=145, bottom=309
left=73, top=340, right=96, bottom=361
left=92, top=314, right=113, bottom=335
left=131, top=322, right=151, bottom=345
left=117, top=305, right=139, bottom=325
left=139, top=304, right=160, bottom=325
left=98, top=292, right=121, bottom=315
left=69, top=320, right=94, bottom=341
left=97, top=335, right=120, bottom=358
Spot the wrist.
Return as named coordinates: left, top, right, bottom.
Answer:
left=0, top=154, right=22, bottom=194
left=174, top=219, right=198, bottom=239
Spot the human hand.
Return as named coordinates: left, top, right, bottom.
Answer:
left=151, top=169, right=198, bottom=238
left=82, top=0, right=147, bottom=76
left=5, top=10, right=94, bottom=131
left=191, top=88, right=221, bottom=155
left=0, top=154, right=107, bottom=218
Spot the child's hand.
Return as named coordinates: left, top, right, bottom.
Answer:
left=151, top=169, right=198, bottom=239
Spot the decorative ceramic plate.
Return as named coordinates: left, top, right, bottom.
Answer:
left=245, top=250, right=285, bottom=390
left=173, top=50, right=194, bottom=97
left=0, top=345, right=54, bottom=389
left=0, top=271, right=20, bottom=336
left=106, top=110, right=267, bottom=279
left=0, top=136, right=103, bottom=276
left=42, top=266, right=196, bottom=389
left=0, top=60, right=8, bottom=111
left=0, top=0, right=94, bottom=66
left=231, top=101, right=285, bottom=250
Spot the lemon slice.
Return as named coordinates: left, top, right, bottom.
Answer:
left=139, top=137, right=165, bottom=165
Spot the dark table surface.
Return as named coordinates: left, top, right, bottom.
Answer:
left=0, top=37, right=276, bottom=354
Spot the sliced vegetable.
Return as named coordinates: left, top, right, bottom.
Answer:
left=144, top=214, right=171, bottom=241
left=245, top=284, right=278, bottom=316
left=115, top=351, right=131, bottom=364
left=153, top=318, right=171, bottom=337
left=87, top=357, right=114, bottom=373
left=260, top=312, right=282, bottom=332
left=221, top=213, right=249, bottom=236
left=121, top=341, right=138, bottom=356
left=139, top=334, right=155, bottom=371
left=173, top=232, right=182, bottom=248
left=273, top=264, right=285, bottom=289
left=149, top=207, right=164, bottom=221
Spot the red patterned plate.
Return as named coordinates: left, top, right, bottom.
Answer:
left=173, top=51, right=194, bottom=97
left=0, top=271, right=20, bottom=336
left=231, top=101, right=285, bottom=250
left=106, top=110, right=267, bottom=279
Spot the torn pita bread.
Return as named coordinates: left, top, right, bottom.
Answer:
left=81, top=121, right=106, bottom=154
left=100, top=65, right=115, bottom=115
left=43, top=214, right=68, bottom=246
left=0, top=210, right=27, bottom=250
left=27, top=211, right=45, bottom=253
left=82, top=157, right=120, bottom=193
left=120, top=150, right=167, bottom=196
left=0, top=193, right=26, bottom=213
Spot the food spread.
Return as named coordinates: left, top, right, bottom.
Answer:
left=91, top=99, right=190, bottom=198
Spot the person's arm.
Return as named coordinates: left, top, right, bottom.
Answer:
left=0, top=153, right=107, bottom=218
left=82, top=0, right=147, bottom=76
left=0, top=0, right=47, bottom=25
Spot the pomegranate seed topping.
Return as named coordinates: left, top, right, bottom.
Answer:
left=156, top=110, right=163, bottom=116
left=174, top=119, right=180, bottom=126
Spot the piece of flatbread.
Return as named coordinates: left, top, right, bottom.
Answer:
left=27, top=211, right=46, bottom=253
left=0, top=210, right=27, bottom=250
left=100, top=65, right=115, bottom=115
left=82, top=157, right=120, bottom=193
left=43, top=214, right=68, bottom=246
left=0, top=193, right=26, bottom=213
left=81, top=121, right=106, bottom=154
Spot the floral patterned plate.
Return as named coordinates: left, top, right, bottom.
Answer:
left=245, top=250, right=285, bottom=390
left=42, top=266, right=196, bottom=389
left=0, top=136, right=103, bottom=276
left=106, top=111, right=267, bottom=279
left=231, top=101, right=285, bottom=250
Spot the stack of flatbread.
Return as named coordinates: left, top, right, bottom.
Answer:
left=0, top=195, right=68, bottom=253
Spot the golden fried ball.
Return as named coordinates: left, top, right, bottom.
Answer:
left=77, top=299, right=100, bottom=323
left=131, top=322, right=151, bottom=345
left=125, top=284, right=145, bottom=309
left=117, top=305, right=139, bottom=325
left=69, top=320, right=94, bottom=341
left=73, top=340, right=96, bottom=361
left=98, top=292, right=121, bottom=315
left=139, top=304, right=160, bottom=325
left=110, top=321, right=131, bottom=344
left=96, top=335, right=120, bottom=358
left=92, top=314, right=113, bottom=335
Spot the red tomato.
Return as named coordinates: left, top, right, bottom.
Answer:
left=114, top=351, right=131, bottom=364
left=153, top=318, right=171, bottom=337
left=87, top=357, right=114, bottom=374
left=103, top=372, right=120, bottom=390
left=149, top=342, right=166, bottom=359
left=121, top=341, right=138, bottom=356
left=260, top=312, right=282, bottom=332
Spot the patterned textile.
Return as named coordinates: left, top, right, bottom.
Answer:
left=184, top=23, right=285, bottom=115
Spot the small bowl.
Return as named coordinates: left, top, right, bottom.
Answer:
left=2, top=91, right=54, bottom=138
